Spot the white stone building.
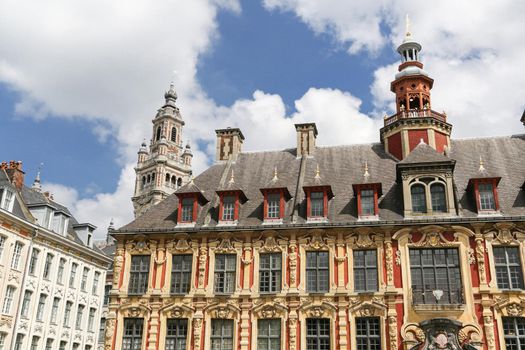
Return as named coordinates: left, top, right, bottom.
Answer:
left=0, top=161, right=112, bottom=350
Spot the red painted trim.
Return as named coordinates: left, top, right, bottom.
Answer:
left=219, top=195, right=224, bottom=221
left=353, top=183, right=381, bottom=216
left=160, top=249, right=167, bottom=289
left=234, top=193, right=240, bottom=220
left=240, top=248, right=245, bottom=289
left=152, top=249, right=158, bottom=288
left=118, top=254, right=126, bottom=289
left=306, top=188, right=311, bottom=218
left=263, top=192, right=268, bottom=218
left=111, top=318, right=118, bottom=350
left=146, top=318, right=151, bottom=348
left=261, top=188, right=286, bottom=219
left=472, top=178, right=500, bottom=212
left=305, top=188, right=329, bottom=219
left=156, top=310, right=161, bottom=350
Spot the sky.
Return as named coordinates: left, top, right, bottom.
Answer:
left=0, top=0, right=524, bottom=239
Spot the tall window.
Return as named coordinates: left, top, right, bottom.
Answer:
left=479, top=183, right=496, bottom=210
left=21, top=290, right=33, bottom=318
left=411, top=185, right=427, bottom=213
left=354, top=250, right=378, bottom=292
left=171, top=255, right=192, bottom=295
left=57, top=258, right=66, bottom=284
left=258, top=319, right=280, bottom=350
left=494, top=246, right=524, bottom=290
left=306, top=319, right=330, bottom=350
left=181, top=198, right=194, bottom=222
left=2, top=286, right=15, bottom=314
left=69, top=263, right=78, bottom=288
left=267, top=193, right=281, bottom=219
left=171, top=127, right=177, bottom=143
left=0, top=188, right=14, bottom=211
left=503, top=317, right=525, bottom=349
left=45, top=339, right=53, bottom=350
left=259, top=253, right=281, bottom=293
left=156, top=126, right=161, bottom=141
left=104, top=285, right=111, bottom=306
left=43, top=253, right=54, bottom=279
left=410, top=248, right=462, bottom=304
left=59, top=341, right=67, bottom=350
left=222, top=196, right=235, bottom=221
left=51, top=297, right=60, bottom=324
left=14, top=334, right=23, bottom=350
left=11, top=241, right=23, bottom=269
left=166, top=318, right=187, bottom=350
left=356, top=317, right=381, bottom=350
left=122, top=318, right=144, bottom=350
left=30, top=336, right=40, bottom=350
left=28, top=249, right=40, bottom=275
left=0, top=236, right=5, bottom=259
left=0, top=333, right=5, bottom=350
left=81, top=267, right=89, bottom=291
left=36, top=294, right=47, bottom=321
left=306, top=251, right=329, bottom=293
left=129, top=255, right=150, bottom=295
left=88, top=308, right=96, bottom=331
left=99, top=318, right=106, bottom=343
left=214, top=254, right=236, bottom=294
left=92, top=272, right=100, bottom=294
left=75, top=305, right=85, bottom=329
left=211, top=319, right=234, bottom=350
left=64, top=301, right=72, bottom=327
left=310, top=192, right=324, bottom=217
left=360, top=189, right=375, bottom=216
left=431, top=183, right=446, bottom=212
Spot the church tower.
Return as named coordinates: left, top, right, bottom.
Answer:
left=132, top=84, right=193, bottom=217
left=380, top=16, right=452, bottom=160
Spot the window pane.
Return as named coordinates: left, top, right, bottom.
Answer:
left=494, top=247, right=524, bottom=290
left=360, top=189, right=375, bottom=215
left=430, top=184, right=446, bottom=212
left=171, top=255, right=192, bottom=294
left=306, top=252, right=329, bottom=293
left=267, top=194, right=281, bottom=219
left=259, top=254, right=282, bottom=293
left=129, top=256, right=150, bottom=295
left=356, top=318, right=381, bottom=350
left=310, top=192, right=325, bottom=217
left=411, top=185, right=427, bottom=213
left=353, top=250, right=378, bottom=292
left=479, top=183, right=496, bottom=210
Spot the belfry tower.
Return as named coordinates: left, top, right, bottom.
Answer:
left=380, top=16, right=452, bottom=160
left=132, top=84, right=193, bottom=217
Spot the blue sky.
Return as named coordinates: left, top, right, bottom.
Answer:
left=0, top=0, right=523, bottom=236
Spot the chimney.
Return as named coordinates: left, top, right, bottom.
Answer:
left=2, top=160, right=25, bottom=191
left=295, top=123, right=318, bottom=157
left=215, top=128, right=245, bottom=161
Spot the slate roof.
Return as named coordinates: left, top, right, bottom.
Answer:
left=399, top=142, right=453, bottom=164
left=118, top=134, right=525, bottom=233
left=0, top=169, right=33, bottom=221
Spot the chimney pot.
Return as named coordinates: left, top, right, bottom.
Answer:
left=295, top=123, right=318, bottom=157
left=2, top=160, right=25, bottom=191
left=215, top=128, right=245, bottom=161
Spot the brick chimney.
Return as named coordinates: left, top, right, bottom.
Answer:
left=295, top=123, right=318, bottom=157
left=1, top=161, right=25, bottom=191
left=215, top=128, right=245, bottom=161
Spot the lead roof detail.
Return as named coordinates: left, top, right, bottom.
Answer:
left=118, top=135, right=525, bottom=233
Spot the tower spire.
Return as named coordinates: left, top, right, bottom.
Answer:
left=405, top=14, right=411, bottom=39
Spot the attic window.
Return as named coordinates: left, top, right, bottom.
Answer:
left=179, top=197, right=196, bottom=223
left=0, top=188, right=14, bottom=212
left=468, top=177, right=500, bottom=214
left=310, top=191, right=324, bottom=217
left=479, top=183, right=496, bottom=210
left=353, top=183, right=382, bottom=219
left=221, top=195, right=236, bottom=221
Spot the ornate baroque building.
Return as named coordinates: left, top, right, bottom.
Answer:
left=0, top=161, right=112, bottom=350
left=105, top=27, right=525, bottom=350
left=132, top=84, right=193, bottom=218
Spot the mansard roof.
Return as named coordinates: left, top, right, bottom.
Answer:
left=118, top=134, right=525, bottom=233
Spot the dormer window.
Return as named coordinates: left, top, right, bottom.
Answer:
left=303, top=186, right=333, bottom=220
left=260, top=170, right=291, bottom=224
left=266, top=193, right=281, bottom=219
left=175, top=182, right=209, bottom=226
left=181, top=197, right=195, bottom=222
left=411, top=184, right=427, bottom=213
left=310, top=191, right=324, bottom=217
left=430, top=183, right=446, bottom=212
left=405, top=177, right=452, bottom=217
left=0, top=187, right=14, bottom=212
left=469, top=178, right=500, bottom=213
left=352, top=182, right=382, bottom=219
left=221, top=195, right=235, bottom=221
left=52, top=212, right=70, bottom=235
left=479, top=183, right=496, bottom=210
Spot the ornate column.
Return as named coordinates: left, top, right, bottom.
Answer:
left=288, top=233, right=299, bottom=294
left=335, top=232, right=347, bottom=293
left=337, top=299, right=348, bottom=350
left=196, top=238, right=208, bottom=296
left=384, top=234, right=395, bottom=292
left=239, top=301, right=252, bottom=350
left=241, top=234, right=253, bottom=295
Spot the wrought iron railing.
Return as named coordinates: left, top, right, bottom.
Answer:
left=383, top=109, right=447, bottom=126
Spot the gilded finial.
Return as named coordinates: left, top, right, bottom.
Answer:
left=229, top=170, right=235, bottom=183
left=363, top=162, right=370, bottom=180
left=190, top=175, right=195, bottom=185
left=315, top=164, right=321, bottom=179
left=272, top=167, right=278, bottom=181
left=479, top=156, right=486, bottom=172
left=405, top=14, right=412, bottom=38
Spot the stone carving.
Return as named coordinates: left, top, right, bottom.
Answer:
left=215, top=237, right=237, bottom=254
left=475, top=237, right=487, bottom=284
left=241, top=246, right=253, bottom=265
left=105, top=319, right=116, bottom=341
left=307, top=234, right=328, bottom=250
left=0, top=315, right=13, bottom=328
left=126, top=238, right=157, bottom=254
left=18, top=321, right=28, bottom=330
left=34, top=324, right=43, bottom=333
left=289, top=243, right=298, bottom=287
left=355, top=232, right=375, bottom=248
left=174, top=237, right=191, bottom=252
left=507, top=303, right=523, bottom=316
left=113, top=247, right=124, bottom=287
left=388, top=315, right=398, bottom=350
left=214, top=307, right=232, bottom=319
left=259, top=236, right=282, bottom=253
left=410, top=231, right=456, bottom=247
left=289, top=319, right=298, bottom=350
left=385, top=241, right=394, bottom=285
left=198, top=246, right=207, bottom=288
left=49, top=326, right=56, bottom=335
left=170, top=307, right=185, bottom=318
left=467, top=248, right=475, bottom=264
left=307, top=306, right=325, bottom=317
left=8, top=272, right=20, bottom=283
left=193, top=318, right=203, bottom=350
left=395, top=250, right=401, bottom=266
left=483, top=315, right=496, bottom=350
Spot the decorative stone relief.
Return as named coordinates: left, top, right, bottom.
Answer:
left=113, top=247, right=124, bottom=287
left=289, top=243, right=298, bottom=287
left=475, top=236, right=487, bottom=284
left=0, top=315, right=13, bottom=328
left=486, top=223, right=525, bottom=245
left=388, top=315, right=398, bottom=350
left=385, top=241, right=394, bottom=285
left=410, top=231, right=457, bottom=247
left=306, top=233, right=329, bottom=250
left=125, top=236, right=157, bottom=254
left=259, top=235, right=282, bottom=253
left=215, top=237, right=237, bottom=254
left=193, top=318, right=203, bottom=350
left=241, top=246, right=253, bottom=265
left=288, top=319, right=298, bottom=350
left=483, top=315, right=496, bottom=350
left=8, top=272, right=20, bottom=283
left=395, top=250, right=401, bottom=266
left=198, top=245, right=207, bottom=288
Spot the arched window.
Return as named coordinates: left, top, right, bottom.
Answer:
left=171, top=127, right=177, bottom=143
left=431, top=183, right=447, bottom=212
left=146, top=174, right=151, bottom=183
left=177, top=178, right=182, bottom=189
left=151, top=173, right=156, bottom=182
left=171, top=176, right=176, bottom=185
left=156, top=126, right=161, bottom=141
left=165, top=173, right=170, bottom=183
left=141, top=176, right=146, bottom=189
left=411, top=185, right=427, bottom=213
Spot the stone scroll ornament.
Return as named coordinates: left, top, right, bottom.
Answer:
left=408, top=318, right=480, bottom=350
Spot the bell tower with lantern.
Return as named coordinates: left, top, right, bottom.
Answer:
left=380, top=16, right=452, bottom=160
left=131, top=84, right=194, bottom=217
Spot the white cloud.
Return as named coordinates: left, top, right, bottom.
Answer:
left=263, top=0, right=525, bottom=137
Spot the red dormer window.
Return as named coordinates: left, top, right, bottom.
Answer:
left=177, top=194, right=198, bottom=223
left=352, top=183, right=382, bottom=218
left=218, top=192, right=240, bottom=222
left=470, top=178, right=500, bottom=212
left=304, top=187, right=332, bottom=219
